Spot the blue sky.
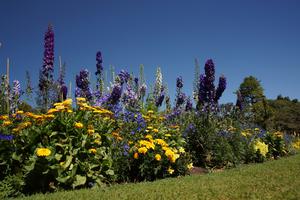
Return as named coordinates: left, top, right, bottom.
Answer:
left=0, top=0, right=299, bottom=105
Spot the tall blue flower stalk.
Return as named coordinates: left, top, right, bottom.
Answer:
left=38, top=24, right=55, bottom=111
left=75, top=69, right=93, bottom=102
left=95, top=51, right=104, bottom=99
left=175, top=76, right=186, bottom=109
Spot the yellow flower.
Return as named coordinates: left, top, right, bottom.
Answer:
left=155, top=139, right=168, bottom=147
left=45, top=114, right=55, bottom=119
left=12, top=128, right=20, bottom=133
left=76, top=97, right=86, bottom=102
left=145, top=134, right=153, bottom=140
left=254, top=128, right=260, bottom=131
left=74, top=122, right=84, bottom=129
left=62, top=99, right=72, bottom=106
left=292, top=140, right=300, bottom=149
left=16, top=110, right=24, bottom=114
left=55, top=105, right=65, bottom=110
left=147, top=126, right=153, bottom=130
left=54, top=102, right=63, bottom=107
left=3, top=120, right=12, bottom=126
left=241, top=131, right=248, bottom=137
left=170, top=154, right=180, bottom=163
left=138, top=147, right=148, bottom=154
left=153, top=128, right=159, bottom=133
left=178, top=147, right=185, bottom=153
left=187, top=163, right=193, bottom=170
left=134, top=152, right=139, bottom=159
left=139, top=140, right=155, bottom=150
left=254, top=140, right=269, bottom=157
left=87, top=129, right=95, bottom=135
left=165, top=134, right=171, bottom=137
left=94, top=139, right=101, bottom=145
left=67, top=109, right=73, bottom=113
left=274, top=131, right=283, bottom=138
left=167, top=167, right=174, bottom=174
left=89, top=148, right=97, bottom=154
left=47, top=108, right=58, bottom=114
left=155, top=154, right=161, bottom=161
left=0, top=115, right=9, bottom=120
left=147, top=110, right=154, bottom=114
left=36, top=148, right=51, bottom=157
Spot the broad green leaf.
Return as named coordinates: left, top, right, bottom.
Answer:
left=72, top=175, right=86, bottom=188
left=56, top=175, right=71, bottom=183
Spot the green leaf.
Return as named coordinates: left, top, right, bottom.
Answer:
left=56, top=175, right=71, bottom=183
left=72, top=175, right=86, bottom=188
left=105, top=169, right=114, bottom=176
left=55, top=153, right=63, bottom=161
left=12, top=152, right=21, bottom=161
left=62, top=155, right=73, bottom=170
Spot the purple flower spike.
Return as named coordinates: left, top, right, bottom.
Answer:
left=176, top=76, right=183, bottom=89
left=214, top=75, right=226, bottom=102
left=43, top=25, right=54, bottom=74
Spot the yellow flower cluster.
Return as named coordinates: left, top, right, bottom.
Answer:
left=134, top=135, right=183, bottom=164
left=76, top=97, right=113, bottom=116
left=74, top=122, right=84, bottom=129
left=254, top=140, right=269, bottom=157
left=49, top=99, right=73, bottom=113
left=112, top=131, right=123, bottom=141
left=292, top=140, right=300, bottom=149
left=36, top=148, right=51, bottom=157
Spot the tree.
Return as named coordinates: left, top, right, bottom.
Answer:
left=238, top=76, right=264, bottom=105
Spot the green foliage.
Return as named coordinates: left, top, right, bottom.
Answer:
left=268, top=97, right=300, bottom=134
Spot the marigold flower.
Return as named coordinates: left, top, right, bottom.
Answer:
left=74, top=122, right=84, bottom=129
left=147, top=110, right=154, bottom=114
left=145, top=134, right=153, bottom=140
left=3, top=120, right=12, bottom=126
left=138, top=147, right=148, bottom=154
left=155, top=139, right=168, bottom=147
left=76, top=97, right=86, bottom=102
left=0, top=115, right=9, bottom=120
left=187, top=163, right=193, bottom=170
left=88, top=129, right=95, bottom=135
left=134, top=152, right=139, bottom=159
left=94, top=139, right=101, bottom=145
left=167, top=167, right=174, bottom=174
left=36, top=148, right=51, bottom=157
left=139, top=140, right=155, bottom=150
left=153, top=128, right=159, bottom=133
left=47, top=108, right=58, bottom=114
left=62, top=99, right=72, bottom=106
left=89, top=148, right=97, bottom=154
left=155, top=154, right=161, bottom=161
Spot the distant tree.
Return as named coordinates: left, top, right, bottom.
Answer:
left=238, top=76, right=264, bottom=105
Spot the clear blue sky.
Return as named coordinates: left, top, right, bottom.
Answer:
left=0, top=0, right=299, bottom=105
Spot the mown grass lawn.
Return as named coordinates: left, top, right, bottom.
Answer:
left=18, top=153, right=300, bottom=200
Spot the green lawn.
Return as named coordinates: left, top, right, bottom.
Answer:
left=18, top=153, right=300, bottom=200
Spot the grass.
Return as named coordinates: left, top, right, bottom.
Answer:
left=18, top=153, right=300, bottom=200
